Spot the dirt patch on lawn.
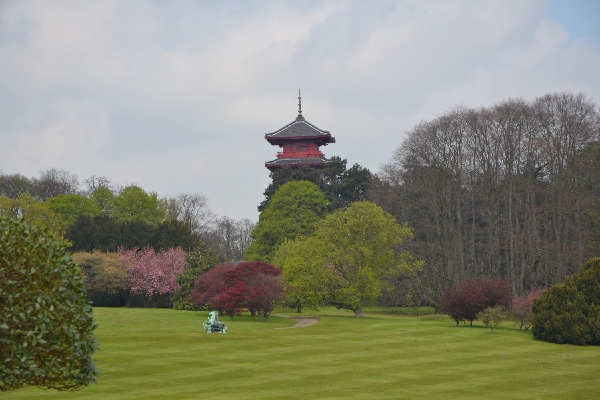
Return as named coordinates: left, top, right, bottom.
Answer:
left=273, top=314, right=318, bottom=329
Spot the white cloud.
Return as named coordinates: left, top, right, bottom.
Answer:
left=4, top=98, right=110, bottom=177
left=1, top=0, right=599, bottom=221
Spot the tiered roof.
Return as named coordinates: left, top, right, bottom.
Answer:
left=265, top=156, right=330, bottom=169
left=264, top=91, right=336, bottom=171
left=265, top=115, right=335, bottom=146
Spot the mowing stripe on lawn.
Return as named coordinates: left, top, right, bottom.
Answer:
left=9, top=307, right=600, bottom=399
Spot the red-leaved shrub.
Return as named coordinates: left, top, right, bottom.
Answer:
left=438, top=277, right=512, bottom=326
left=189, top=261, right=285, bottom=320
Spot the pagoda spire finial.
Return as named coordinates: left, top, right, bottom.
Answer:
left=298, top=89, right=302, bottom=117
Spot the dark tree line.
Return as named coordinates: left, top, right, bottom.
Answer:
left=369, top=92, right=600, bottom=299
left=66, top=216, right=198, bottom=253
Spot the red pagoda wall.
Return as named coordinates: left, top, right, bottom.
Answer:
left=277, top=143, right=324, bottom=159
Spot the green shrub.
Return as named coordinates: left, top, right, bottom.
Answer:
left=532, top=258, right=600, bottom=345
left=0, top=217, right=98, bottom=391
left=478, top=305, right=506, bottom=333
left=73, top=251, right=127, bottom=307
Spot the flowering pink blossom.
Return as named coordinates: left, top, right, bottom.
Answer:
left=119, top=247, right=186, bottom=304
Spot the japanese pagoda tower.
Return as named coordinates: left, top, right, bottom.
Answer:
left=264, top=91, right=336, bottom=171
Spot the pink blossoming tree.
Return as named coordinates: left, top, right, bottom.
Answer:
left=119, top=246, right=186, bottom=307
left=510, top=289, right=543, bottom=331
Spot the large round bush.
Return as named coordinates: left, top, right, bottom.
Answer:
left=532, top=258, right=600, bottom=345
left=0, top=217, right=97, bottom=391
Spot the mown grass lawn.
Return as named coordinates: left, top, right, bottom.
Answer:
left=10, top=307, right=600, bottom=399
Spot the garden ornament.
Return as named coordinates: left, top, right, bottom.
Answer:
left=203, top=310, right=227, bottom=333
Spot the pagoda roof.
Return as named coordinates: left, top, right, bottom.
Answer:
left=265, top=115, right=336, bottom=145
left=265, top=156, right=329, bottom=171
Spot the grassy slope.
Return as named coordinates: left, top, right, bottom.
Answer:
left=10, top=307, right=600, bottom=399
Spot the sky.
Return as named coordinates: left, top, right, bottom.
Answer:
left=1, top=0, right=599, bottom=221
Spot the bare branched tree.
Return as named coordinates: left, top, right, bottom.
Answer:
left=372, top=92, right=600, bottom=301
left=32, top=168, right=80, bottom=200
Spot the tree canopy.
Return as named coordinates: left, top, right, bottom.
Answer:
left=245, top=181, right=330, bottom=263
left=370, top=92, right=600, bottom=298
left=274, top=201, right=423, bottom=317
left=260, top=156, right=371, bottom=212
left=0, top=193, right=68, bottom=241
left=0, top=169, right=252, bottom=261
left=45, top=194, right=101, bottom=226
left=112, top=185, right=163, bottom=226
